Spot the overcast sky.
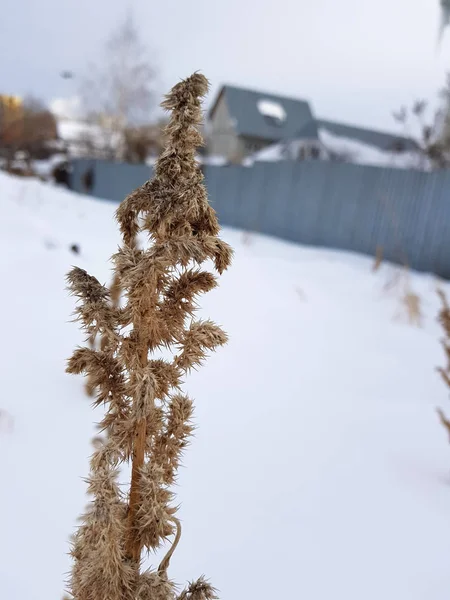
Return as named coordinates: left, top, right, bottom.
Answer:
left=1, top=0, right=449, bottom=131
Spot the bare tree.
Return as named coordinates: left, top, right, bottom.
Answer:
left=392, top=74, right=450, bottom=170
left=439, top=0, right=450, bottom=45
left=0, top=95, right=57, bottom=169
left=121, top=118, right=169, bottom=164
left=81, top=13, right=156, bottom=159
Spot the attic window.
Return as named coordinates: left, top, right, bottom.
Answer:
left=257, top=99, right=286, bottom=127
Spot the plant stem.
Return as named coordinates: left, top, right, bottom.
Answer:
left=126, top=418, right=147, bottom=561
left=125, top=343, right=148, bottom=562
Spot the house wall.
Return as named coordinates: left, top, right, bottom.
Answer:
left=240, top=136, right=272, bottom=155
left=208, top=97, right=277, bottom=161
left=208, top=96, right=242, bottom=159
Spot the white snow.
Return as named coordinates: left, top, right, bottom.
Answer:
left=1, top=172, right=450, bottom=600
left=318, top=127, right=425, bottom=169
left=252, top=138, right=325, bottom=162
left=57, top=119, right=122, bottom=157
left=257, top=99, right=287, bottom=122
left=50, top=96, right=83, bottom=121
left=33, top=154, right=69, bottom=179
left=251, top=127, right=425, bottom=169
left=199, top=154, right=229, bottom=166
left=252, top=142, right=286, bottom=162
left=57, top=119, right=94, bottom=142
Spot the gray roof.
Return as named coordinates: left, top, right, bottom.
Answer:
left=317, top=119, right=418, bottom=152
left=296, top=119, right=320, bottom=140
left=210, top=85, right=314, bottom=142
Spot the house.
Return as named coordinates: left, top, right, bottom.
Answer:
left=207, top=85, right=315, bottom=161
left=207, top=84, right=419, bottom=167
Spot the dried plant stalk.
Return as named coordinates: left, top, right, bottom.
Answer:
left=385, top=265, right=422, bottom=327
left=372, top=245, right=383, bottom=272
left=66, top=73, right=232, bottom=600
left=401, top=286, right=422, bottom=327
left=437, top=289, right=450, bottom=440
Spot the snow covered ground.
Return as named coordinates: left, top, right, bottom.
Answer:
left=1, top=172, right=450, bottom=600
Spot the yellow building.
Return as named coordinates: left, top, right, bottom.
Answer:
left=0, top=94, right=22, bottom=119
left=0, top=95, right=23, bottom=145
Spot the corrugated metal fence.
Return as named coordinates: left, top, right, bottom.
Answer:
left=69, top=158, right=450, bottom=279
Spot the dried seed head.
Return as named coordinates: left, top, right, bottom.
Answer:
left=153, top=394, right=195, bottom=485
left=136, top=570, right=176, bottom=600
left=176, top=320, right=228, bottom=372
left=66, top=73, right=229, bottom=597
left=135, top=463, right=176, bottom=551
left=177, top=577, right=218, bottom=600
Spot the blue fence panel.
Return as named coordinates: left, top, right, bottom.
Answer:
left=68, top=157, right=450, bottom=279
left=70, top=158, right=151, bottom=202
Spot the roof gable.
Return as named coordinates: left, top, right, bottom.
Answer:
left=209, top=85, right=315, bottom=142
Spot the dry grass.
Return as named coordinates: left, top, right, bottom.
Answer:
left=373, top=192, right=422, bottom=328
left=372, top=245, right=384, bottom=272
left=437, top=407, right=450, bottom=441
left=436, top=289, right=450, bottom=440
left=399, top=286, right=422, bottom=327
left=382, top=265, right=423, bottom=327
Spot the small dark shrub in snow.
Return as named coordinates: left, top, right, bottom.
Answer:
left=65, top=74, right=231, bottom=600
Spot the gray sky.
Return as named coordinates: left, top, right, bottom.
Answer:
left=1, top=0, right=449, bottom=130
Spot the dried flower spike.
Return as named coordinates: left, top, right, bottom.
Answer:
left=66, top=72, right=232, bottom=600
left=437, top=289, right=450, bottom=441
